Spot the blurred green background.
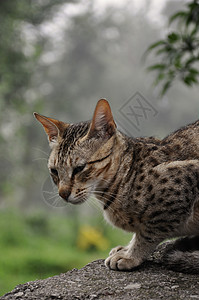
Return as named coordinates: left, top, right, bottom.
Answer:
left=0, top=0, right=199, bottom=296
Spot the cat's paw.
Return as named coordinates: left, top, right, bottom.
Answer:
left=109, top=245, right=128, bottom=256
left=105, top=252, right=141, bottom=271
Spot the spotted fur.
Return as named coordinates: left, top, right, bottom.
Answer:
left=34, top=99, right=199, bottom=273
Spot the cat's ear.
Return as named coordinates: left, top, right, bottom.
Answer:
left=88, top=99, right=116, bottom=138
left=34, top=113, right=69, bottom=144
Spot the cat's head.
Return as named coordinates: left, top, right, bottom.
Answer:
left=34, top=99, right=117, bottom=205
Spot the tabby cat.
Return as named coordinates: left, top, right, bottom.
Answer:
left=34, top=99, right=199, bottom=273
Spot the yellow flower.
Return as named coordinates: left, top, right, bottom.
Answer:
left=77, top=225, right=109, bottom=251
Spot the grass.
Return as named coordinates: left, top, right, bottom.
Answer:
left=0, top=209, right=131, bottom=296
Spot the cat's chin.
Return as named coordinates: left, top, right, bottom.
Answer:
left=67, top=197, right=87, bottom=205
left=71, top=199, right=86, bottom=205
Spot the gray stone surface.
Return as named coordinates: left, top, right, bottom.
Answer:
left=1, top=244, right=199, bottom=300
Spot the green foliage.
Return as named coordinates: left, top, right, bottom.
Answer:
left=0, top=0, right=69, bottom=112
left=0, top=210, right=131, bottom=296
left=146, top=0, right=199, bottom=95
left=0, top=0, right=76, bottom=204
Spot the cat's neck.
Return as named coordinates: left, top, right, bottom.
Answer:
left=94, top=132, right=136, bottom=194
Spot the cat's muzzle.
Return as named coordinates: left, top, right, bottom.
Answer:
left=59, top=188, right=71, bottom=202
left=59, top=188, right=86, bottom=205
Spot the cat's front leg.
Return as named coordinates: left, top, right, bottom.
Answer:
left=105, top=233, right=158, bottom=271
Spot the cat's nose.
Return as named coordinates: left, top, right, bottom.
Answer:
left=59, top=188, right=71, bottom=201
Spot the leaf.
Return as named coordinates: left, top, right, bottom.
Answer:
left=144, top=0, right=199, bottom=97
left=183, top=74, right=197, bottom=86
left=161, top=80, right=172, bottom=96
left=155, top=48, right=170, bottom=55
left=191, top=26, right=197, bottom=37
left=154, top=73, right=165, bottom=85
left=146, top=40, right=166, bottom=52
left=189, top=68, right=199, bottom=75
left=185, top=56, right=198, bottom=66
left=147, top=64, right=167, bottom=71
left=142, top=41, right=166, bottom=61
left=169, top=11, right=187, bottom=25
left=174, top=56, right=182, bottom=69
left=168, top=69, right=175, bottom=77
left=186, top=2, right=199, bottom=26
left=190, top=76, right=198, bottom=83
left=167, top=32, right=180, bottom=43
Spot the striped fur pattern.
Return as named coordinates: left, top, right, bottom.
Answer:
left=34, top=99, right=199, bottom=273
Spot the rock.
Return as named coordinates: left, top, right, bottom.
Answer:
left=1, top=243, right=199, bottom=300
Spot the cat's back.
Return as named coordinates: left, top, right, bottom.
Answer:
left=160, top=120, right=199, bottom=161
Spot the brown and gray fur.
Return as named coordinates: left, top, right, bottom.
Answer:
left=34, top=99, right=199, bottom=274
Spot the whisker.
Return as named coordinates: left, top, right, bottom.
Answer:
left=73, top=188, right=116, bottom=213
left=80, top=182, right=121, bottom=198
left=46, top=193, right=59, bottom=201
left=33, top=147, right=49, bottom=157
left=33, top=157, right=48, bottom=162
left=94, top=190, right=120, bottom=197
left=92, top=195, right=118, bottom=213
left=74, top=186, right=118, bottom=202
left=94, top=191, right=123, bottom=206
left=43, top=190, right=58, bottom=195
left=52, top=197, right=61, bottom=207
left=88, top=197, right=102, bottom=211
left=72, top=182, right=124, bottom=208
left=87, top=196, right=105, bottom=214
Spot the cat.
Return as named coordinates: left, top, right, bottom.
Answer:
left=34, top=99, right=199, bottom=274
left=137, top=119, right=199, bottom=161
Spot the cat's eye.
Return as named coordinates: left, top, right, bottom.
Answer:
left=72, top=164, right=86, bottom=177
left=50, top=168, right=58, bottom=177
